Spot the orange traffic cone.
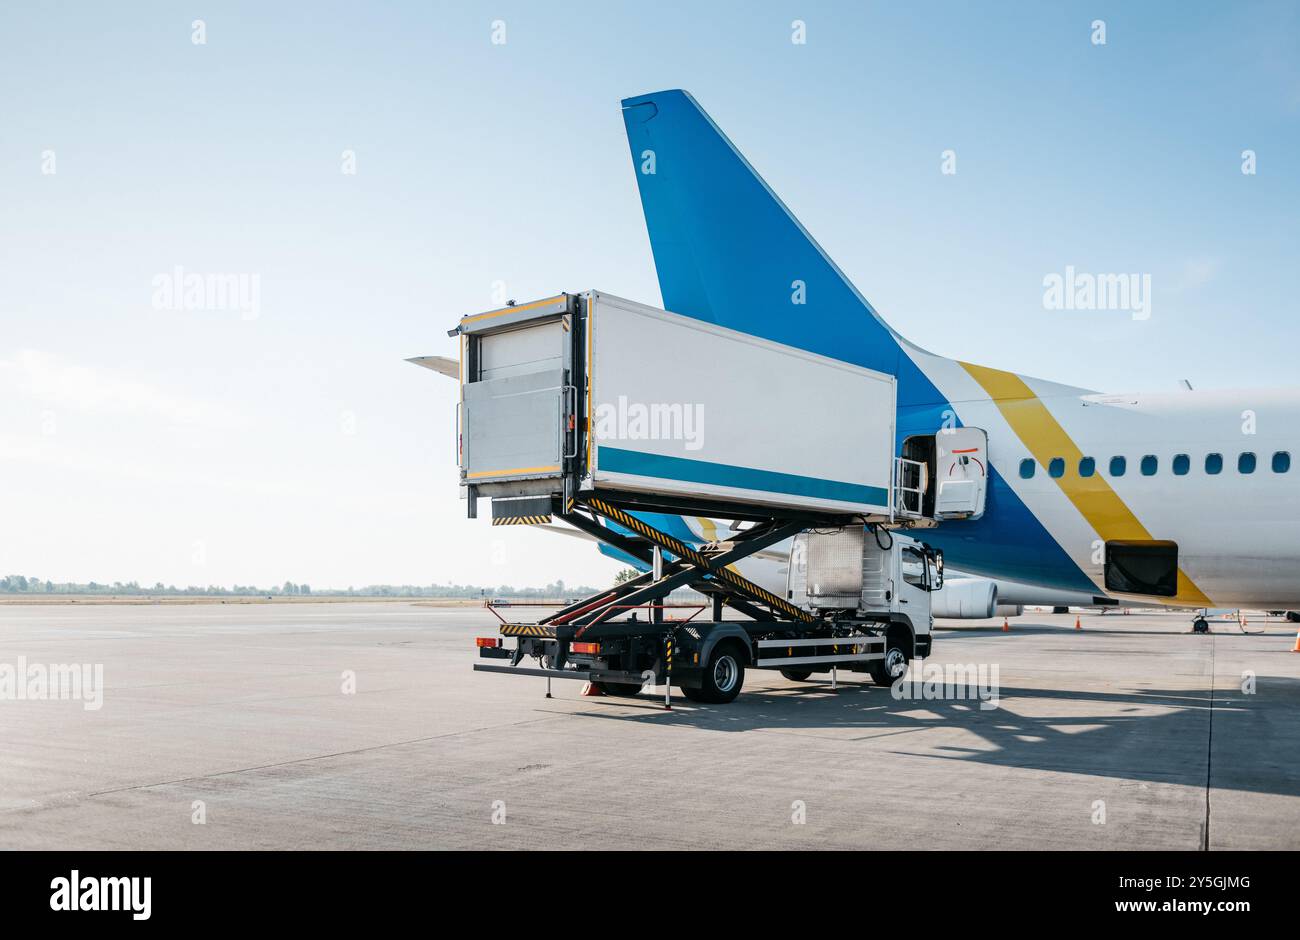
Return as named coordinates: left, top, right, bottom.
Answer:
left=1291, top=629, right=1300, bottom=653
left=1075, top=615, right=1082, bottom=630
left=581, top=681, right=606, bottom=696
left=1002, top=617, right=1010, bottom=632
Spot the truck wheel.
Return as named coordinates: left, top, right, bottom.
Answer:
left=868, top=644, right=908, bottom=686
left=699, top=644, right=745, bottom=704
left=597, top=681, right=644, bottom=697
left=780, top=668, right=814, bottom=682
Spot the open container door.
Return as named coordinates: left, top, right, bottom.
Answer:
left=457, top=295, right=577, bottom=489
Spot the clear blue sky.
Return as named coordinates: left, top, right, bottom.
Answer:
left=1, top=1, right=1296, bottom=588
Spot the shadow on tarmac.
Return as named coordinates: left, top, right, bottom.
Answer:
left=564, top=673, right=1300, bottom=797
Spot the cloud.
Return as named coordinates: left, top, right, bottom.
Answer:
left=1172, top=257, right=1220, bottom=293
left=0, top=349, right=245, bottom=429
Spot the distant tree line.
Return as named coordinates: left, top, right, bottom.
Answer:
left=0, top=575, right=600, bottom=599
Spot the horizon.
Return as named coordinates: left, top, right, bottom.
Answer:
left=0, top=573, right=613, bottom=597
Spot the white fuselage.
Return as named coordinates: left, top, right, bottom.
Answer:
left=914, top=345, right=1300, bottom=609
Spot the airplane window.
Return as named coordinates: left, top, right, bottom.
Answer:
left=1048, top=457, right=1065, bottom=478
left=1239, top=452, right=1256, bottom=474
left=1172, top=454, right=1190, bottom=475
left=1110, top=456, right=1126, bottom=477
left=1205, top=453, right=1223, bottom=474
left=1079, top=457, right=1095, bottom=477
left=1272, top=451, right=1290, bottom=473
left=1141, top=455, right=1158, bottom=476
left=1019, top=458, right=1035, bottom=479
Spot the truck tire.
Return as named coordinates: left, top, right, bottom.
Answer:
left=780, top=668, right=814, bottom=682
left=868, top=638, right=909, bottom=687
left=699, top=643, right=745, bottom=704
left=596, top=681, right=645, bottom=697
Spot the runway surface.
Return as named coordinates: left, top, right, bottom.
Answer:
left=1, top=602, right=1297, bottom=849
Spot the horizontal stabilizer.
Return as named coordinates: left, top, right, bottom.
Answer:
left=406, top=355, right=458, bottom=379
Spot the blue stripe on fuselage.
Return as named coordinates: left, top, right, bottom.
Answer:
left=897, top=404, right=1096, bottom=593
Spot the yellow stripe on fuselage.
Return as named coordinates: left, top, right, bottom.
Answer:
left=959, top=362, right=1212, bottom=606
left=694, top=516, right=742, bottom=577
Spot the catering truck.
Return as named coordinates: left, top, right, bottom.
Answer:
left=445, top=291, right=944, bottom=705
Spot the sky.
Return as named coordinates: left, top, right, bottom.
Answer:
left=1, top=1, right=1297, bottom=589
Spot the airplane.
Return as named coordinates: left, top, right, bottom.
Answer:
left=416, top=89, right=1300, bottom=627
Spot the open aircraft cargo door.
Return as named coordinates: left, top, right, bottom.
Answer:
left=934, top=427, right=988, bottom=520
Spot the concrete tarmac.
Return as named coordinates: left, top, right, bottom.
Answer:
left=1, top=602, right=1297, bottom=849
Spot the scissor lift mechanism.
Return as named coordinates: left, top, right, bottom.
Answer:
left=475, top=491, right=894, bottom=707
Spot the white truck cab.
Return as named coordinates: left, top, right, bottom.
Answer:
left=787, top=526, right=941, bottom=680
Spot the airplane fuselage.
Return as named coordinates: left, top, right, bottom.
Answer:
left=907, top=361, right=1300, bottom=608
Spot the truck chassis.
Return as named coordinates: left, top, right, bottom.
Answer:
left=474, top=492, right=928, bottom=706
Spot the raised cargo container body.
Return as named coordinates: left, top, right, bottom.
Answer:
left=585, top=292, right=895, bottom=517
left=455, top=291, right=897, bottom=520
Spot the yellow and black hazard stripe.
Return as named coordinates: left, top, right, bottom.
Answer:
left=586, top=497, right=709, bottom=567
left=664, top=635, right=673, bottom=674
left=491, top=515, right=552, bottom=526
left=585, top=496, right=815, bottom=625
left=713, top=566, right=816, bottom=623
left=499, top=623, right=558, bottom=638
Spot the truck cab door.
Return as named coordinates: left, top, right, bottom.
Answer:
left=934, top=428, right=988, bottom=520
left=897, top=544, right=933, bottom=615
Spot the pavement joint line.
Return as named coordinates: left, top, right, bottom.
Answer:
left=1202, top=632, right=1217, bottom=852
left=84, top=714, right=566, bottom=798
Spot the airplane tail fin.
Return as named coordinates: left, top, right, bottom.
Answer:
left=621, top=89, right=944, bottom=408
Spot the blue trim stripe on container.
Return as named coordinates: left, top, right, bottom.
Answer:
left=598, top=446, right=888, bottom=508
